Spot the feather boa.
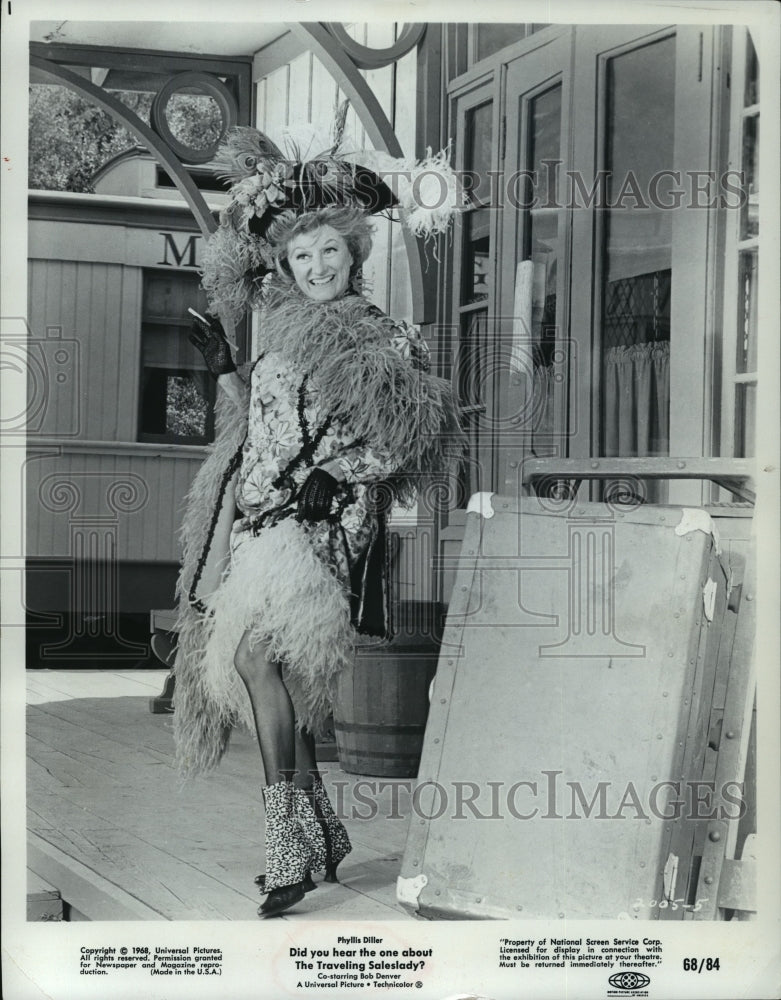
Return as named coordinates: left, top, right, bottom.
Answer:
left=260, top=281, right=464, bottom=505
left=172, top=385, right=249, bottom=775
left=185, top=519, right=355, bottom=742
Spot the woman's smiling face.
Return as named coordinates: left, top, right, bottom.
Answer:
left=287, top=225, right=353, bottom=302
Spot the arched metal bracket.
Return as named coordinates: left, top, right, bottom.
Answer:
left=29, top=54, right=217, bottom=238
left=324, top=23, right=426, bottom=69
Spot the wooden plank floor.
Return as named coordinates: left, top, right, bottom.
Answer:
left=27, top=670, right=415, bottom=921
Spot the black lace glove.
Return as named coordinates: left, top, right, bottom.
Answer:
left=296, top=468, right=340, bottom=523
left=188, top=313, right=237, bottom=378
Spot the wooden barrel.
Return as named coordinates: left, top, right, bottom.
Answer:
left=333, top=602, right=445, bottom=778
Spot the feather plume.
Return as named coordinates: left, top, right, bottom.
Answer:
left=344, top=144, right=466, bottom=239
left=399, top=146, right=466, bottom=238
left=281, top=124, right=333, bottom=164
left=211, top=126, right=285, bottom=184
left=200, top=224, right=270, bottom=322
left=331, top=97, right=350, bottom=154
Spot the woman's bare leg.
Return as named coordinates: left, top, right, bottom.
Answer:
left=293, top=728, right=319, bottom=789
left=234, top=630, right=295, bottom=785
left=234, top=633, right=321, bottom=911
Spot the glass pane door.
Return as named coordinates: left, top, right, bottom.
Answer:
left=453, top=93, right=499, bottom=506
left=597, top=34, right=676, bottom=503
left=499, top=34, right=570, bottom=492
left=600, top=36, right=675, bottom=468
left=565, top=26, right=718, bottom=505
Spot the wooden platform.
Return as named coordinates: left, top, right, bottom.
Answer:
left=27, top=669, right=413, bottom=921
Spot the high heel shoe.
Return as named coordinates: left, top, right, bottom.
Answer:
left=257, top=780, right=312, bottom=919
left=258, top=882, right=305, bottom=918
left=254, top=871, right=317, bottom=893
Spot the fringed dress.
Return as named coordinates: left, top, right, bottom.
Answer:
left=172, top=281, right=462, bottom=775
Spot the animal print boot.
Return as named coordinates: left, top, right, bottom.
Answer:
left=254, top=785, right=325, bottom=893
left=257, top=780, right=312, bottom=918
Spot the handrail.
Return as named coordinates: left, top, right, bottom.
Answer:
left=522, top=457, right=756, bottom=504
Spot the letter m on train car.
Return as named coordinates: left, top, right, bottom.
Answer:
left=158, top=232, right=200, bottom=269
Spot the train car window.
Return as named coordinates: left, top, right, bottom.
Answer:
left=138, top=269, right=215, bottom=444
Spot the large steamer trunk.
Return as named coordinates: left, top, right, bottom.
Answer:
left=398, top=494, right=755, bottom=920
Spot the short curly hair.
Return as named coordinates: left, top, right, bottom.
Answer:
left=264, top=206, right=374, bottom=286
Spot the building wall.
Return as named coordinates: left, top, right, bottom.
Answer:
left=27, top=257, right=140, bottom=441
left=26, top=445, right=202, bottom=564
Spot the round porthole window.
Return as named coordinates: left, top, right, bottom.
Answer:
left=150, top=71, right=237, bottom=164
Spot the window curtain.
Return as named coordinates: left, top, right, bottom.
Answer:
left=602, top=340, right=670, bottom=457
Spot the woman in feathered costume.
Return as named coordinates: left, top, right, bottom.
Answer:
left=173, top=119, right=464, bottom=918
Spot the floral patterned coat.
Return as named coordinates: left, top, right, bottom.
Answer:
left=231, top=317, right=429, bottom=587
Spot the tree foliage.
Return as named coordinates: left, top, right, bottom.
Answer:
left=28, top=85, right=153, bottom=192
left=28, top=84, right=222, bottom=192
left=166, top=93, right=222, bottom=151
left=166, top=375, right=209, bottom=438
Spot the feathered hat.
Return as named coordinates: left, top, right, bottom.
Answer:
left=200, top=101, right=464, bottom=322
